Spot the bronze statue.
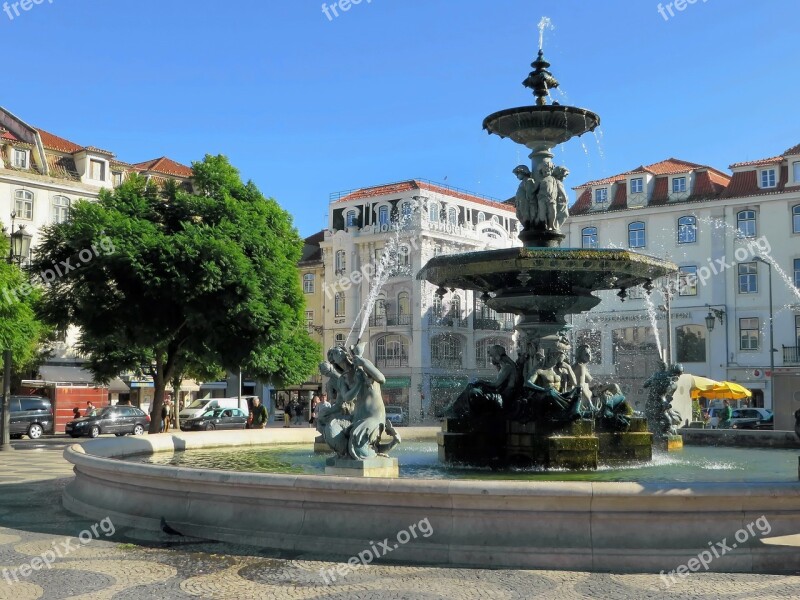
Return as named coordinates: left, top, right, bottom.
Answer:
left=536, top=162, right=559, bottom=231
left=513, top=165, right=537, bottom=228
left=444, top=345, right=516, bottom=419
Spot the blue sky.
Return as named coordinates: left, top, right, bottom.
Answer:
left=3, top=0, right=798, bottom=237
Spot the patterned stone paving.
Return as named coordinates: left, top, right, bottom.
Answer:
left=0, top=436, right=799, bottom=599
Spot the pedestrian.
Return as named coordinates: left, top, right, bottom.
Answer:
left=310, top=394, right=321, bottom=427
left=85, top=401, right=95, bottom=417
left=293, top=398, right=305, bottom=426
left=719, top=399, right=733, bottom=429
left=161, top=400, right=170, bottom=433
left=283, top=399, right=291, bottom=428
left=72, top=407, right=81, bottom=419
left=251, top=397, right=268, bottom=429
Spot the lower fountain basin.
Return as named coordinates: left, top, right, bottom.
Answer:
left=62, top=430, right=800, bottom=573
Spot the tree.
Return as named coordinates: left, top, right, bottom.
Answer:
left=31, top=155, right=320, bottom=432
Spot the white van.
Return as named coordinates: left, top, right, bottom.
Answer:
left=180, top=397, right=252, bottom=420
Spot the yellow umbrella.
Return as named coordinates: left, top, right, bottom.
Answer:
left=686, top=375, right=721, bottom=399
left=693, top=381, right=752, bottom=400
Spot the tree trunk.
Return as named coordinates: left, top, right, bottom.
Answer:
left=148, top=353, right=166, bottom=434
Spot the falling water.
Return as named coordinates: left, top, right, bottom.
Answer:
left=537, top=17, right=554, bottom=51
left=643, top=293, right=664, bottom=359
left=345, top=202, right=419, bottom=346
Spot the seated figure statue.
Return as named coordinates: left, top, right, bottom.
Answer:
left=517, top=350, right=583, bottom=423
left=444, top=345, right=516, bottom=420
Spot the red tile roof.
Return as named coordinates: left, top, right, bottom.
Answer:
left=729, top=155, right=783, bottom=168
left=575, top=158, right=728, bottom=190
left=610, top=182, right=627, bottom=210
left=1, top=129, right=20, bottom=142
left=783, top=143, right=800, bottom=157
left=36, top=128, right=83, bottom=153
left=335, top=180, right=515, bottom=213
left=649, top=177, right=669, bottom=205
left=570, top=188, right=592, bottom=214
left=722, top=165, right=797, bottom=199
left=132, top=157, right=193, bottom=178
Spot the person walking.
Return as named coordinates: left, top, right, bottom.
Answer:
left=85, top=401, right=95, bottom=417
left=719, top=400, right=733, bottom=429
left=310, top=394, right=321, bottom=427
left=283, top=399, right=292, bottom=428
left=251, top=397, right=268, bottom=429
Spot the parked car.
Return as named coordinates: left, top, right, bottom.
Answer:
left=730, top=408, right=773, bottom=430
left=8, top=395, right=54, bottom=440
left=66, top=406, right=150, bottom=438
left=385, top=405, right=406, bottom=426
left=179, top=397, right=252, bottom=420
left=180, top=407, right=248, bottom=431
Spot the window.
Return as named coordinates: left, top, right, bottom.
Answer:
left=477, top=212, right=486, bottom=223
left=378, top=205, right=390, bottom=226
left=376, top=335, right=408, bottom=368
left=305, top=311, right=314, bottom=330
left=678, top=266, right=698, bottom=296
left=581, top=227, right=598, bottom=249
left=397, top=245, right=410, bottom=269
left=12, top=148, right=28, bottom=169
left=346, top=210, right=358, bottom=227
left=335, top=333, right=345, bottom=346
left=335, top=250, right=346, bottom=273
left=794, top=258, right=800, bottom=290
left=448, top=294, right=463, bottom=323
left=112, top=171, right=123, bottom=186
left=89, top=159, right=105, bottom=181
left=794, top=162, right=800, bottom=184
left=14, top=190, right=33, bottom=219
left=628, top=221, right=645, bottom=248
left=303, top=273, right=315, bottom=294
left=796, top=315, right=800, bottom=348
left=491, top=215, right=499, bottom=224
left=760, top=168, right=776, bottom=188
left=447, top=207, right=457, bottom=225
left=51, top=195, right=70, bottom=224
left=677, top=216, right=697, bottom=244
left=793, top=205, right=800, bottom=234
left=397, top=292, right=410, bottom=325
left=739, top=318, right=760, bottom=351
left=672, top=177, right=687, bottom=193
left=475, top=337, right=511, bottom=369
left=595, top=188, right=608, bottom=203
left=737, top=210, right=757, bottom=238
left=334, top=292, right=345, bottom=318
left=431, top=294, right=444, bottom=318
left=429, top=202, right=439, bottom=222
left=630, top=178, right=643, bottom=194
left=676, top=325, right=706, bottom=363
left=401, top=202, right=412, bottom=219
left=738, top=262, right=758, bottom=294
left=431, top=334, right=462, bottom=369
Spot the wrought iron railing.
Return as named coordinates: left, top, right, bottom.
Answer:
left=783, top=346, right=799, bottom=364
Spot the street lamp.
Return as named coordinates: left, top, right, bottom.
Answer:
left=704, top=306, right=725, bottom=332
left=1, top=212, right=33, bottom=452
left=753, top=256, right=775, bottom=404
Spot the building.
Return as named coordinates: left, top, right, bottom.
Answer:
left=320, top=179, right=521, bottom=421
left=564, top=148, right=800, bottom=414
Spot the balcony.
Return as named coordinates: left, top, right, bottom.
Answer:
left=375, top=355, right=409, bottom=369
left=474, top=318, right=515, bottom=331
left=783, top=346, right=800, bottom=365
left=430, top=312, right=469, bottom=328
left=369, top=313, right=411, bottom=327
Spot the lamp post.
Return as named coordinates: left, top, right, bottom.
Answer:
left=753, top=256, right=775, bottom=406
left=1, top=212, right=33, bottom=451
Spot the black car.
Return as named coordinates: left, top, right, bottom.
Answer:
left=180, top=407, right=248, bottom=431
left=66, top=405, right=150, bottom=438
left=9, top=395, right=54, bottom=439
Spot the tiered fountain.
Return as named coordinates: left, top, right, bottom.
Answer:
left=418, top=47, right=678, bottom=469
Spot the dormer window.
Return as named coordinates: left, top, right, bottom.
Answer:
left=595, top=188, right=608, bottom=203
left=89, top=159, right=106, bottom=181
left=630, top=178, right=643, bottom=194
left=345, top=210, right=358, bottom=227
left=12, top=148, right=28, bottom=169
left=760, top=168, right=776, bottom=188
left=793, top=162, right=800, bottom=184
left=672, top=177, right=687, bottom=193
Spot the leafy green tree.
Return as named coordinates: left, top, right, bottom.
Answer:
left=31, top=155, right=320, bottom=432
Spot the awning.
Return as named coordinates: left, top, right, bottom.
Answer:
left=35, top=366, right=129, bottom=392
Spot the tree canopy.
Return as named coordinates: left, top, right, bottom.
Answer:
left=31, top=155, right=320, bottom=431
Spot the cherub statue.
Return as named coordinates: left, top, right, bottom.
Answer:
left=536, top=162, right=559, bottom=231
left=513, top=165, right=537, bottom=228
left=553, top=166, right=570, bottom=231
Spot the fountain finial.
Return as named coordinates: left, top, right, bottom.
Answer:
left=523, top=50, right=560, bottom=106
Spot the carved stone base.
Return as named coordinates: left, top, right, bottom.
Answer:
left=313, top=434, right=330, bottom=453
left=598, top=432, right=653, bottom=463
left=506, top=419, right=598, bottom=470
left=654, top=434, right=684, bottom=452
left=325, top=456, right=399, bottom=478
left=518, top=228, right=566, bottom=248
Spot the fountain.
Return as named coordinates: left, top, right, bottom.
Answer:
left=418, top=44, right=677, bottom=469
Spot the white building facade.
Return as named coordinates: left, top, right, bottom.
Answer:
left=320, top=180, right=521, bottom=422
left=564, top=149, right=800, bottom=412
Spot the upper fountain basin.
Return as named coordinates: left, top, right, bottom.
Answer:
left=417, top=247, right=677, bottom=297
left=483, top=105, right=600, bottom=147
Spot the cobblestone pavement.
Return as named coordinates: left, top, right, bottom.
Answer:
left=1, top=437, right=799, bottom=599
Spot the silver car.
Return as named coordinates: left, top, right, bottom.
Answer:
left=385, top=405, right=406, bottom=426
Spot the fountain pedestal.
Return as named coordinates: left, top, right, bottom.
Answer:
left=506, top=419, right=598, bottom=470
left=654, top=434, right=684, bottom=452
left=325, top=456, right=399, bottom=478
left=597, top=418, right=653, bottom=462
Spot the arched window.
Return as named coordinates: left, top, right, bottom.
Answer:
left=335, top=250, right=346, bottom=273
left=398, top=245, right=410, bottom=268
left=677, top=216, right=697, bottom=244
left=334, top=292, right=346, bottom=318
left=582, top=227, right=598, bottom=249
left=429, top=202, right=439, bottom=222
left=491, top=215, right=499, bottom=224
left=302, top=273, right=315, bottom=294
left=448, top=294, right=463, bottom=325
left=14, top=189, right=33, bottom=220
left=477, top=212, right=486, bottom=223
left=376, top=334, right=408, bottom=368
left=431, top=334, right=462, bottom=369
left=628, top=221, right=646, bottom=248
left=431, top=294, right=444, bottom=318
left=346, top=210, right=358, bottom=227
left=476, top=337, right=511, bottom=368
left=397, top=292, right=410, bottom=325
left=737, top=210, right=756, bottom=238
left=51, top=195, right=71, bottom=224
left=474, top=296, right=500, bottom=329
left=792, top=205, right=800, bottom=234
left=447, top=207, right=457, bottom=226
left=676, top=325, right=707, bottom=363
left=378, top=205, right=390, bottom=226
